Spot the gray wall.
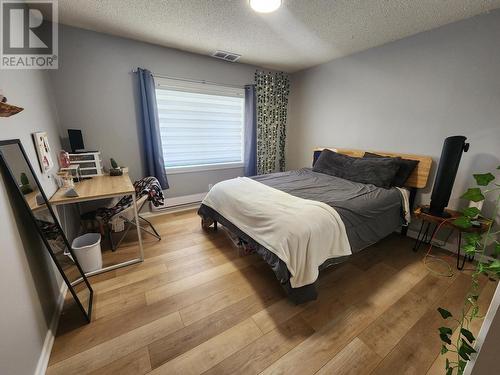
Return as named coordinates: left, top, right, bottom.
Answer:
left=287, top=10, right=500, bottom=217
left=0, top=70, right=62, bottom=375
left=286, top=12, right=500, bottom=372
left=49, top=26, right=264, bottom=198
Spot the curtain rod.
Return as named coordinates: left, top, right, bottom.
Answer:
left=130, top=69, right=246, bottom=89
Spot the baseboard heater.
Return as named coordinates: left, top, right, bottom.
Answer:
left=151, top=192, right=207, bottom=212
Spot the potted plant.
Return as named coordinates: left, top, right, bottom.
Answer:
left=437, top=168, right=499, bottom=375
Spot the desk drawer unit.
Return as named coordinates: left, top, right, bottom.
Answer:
left=69, top=152, right=104, bottom=177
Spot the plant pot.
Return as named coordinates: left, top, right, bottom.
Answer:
left=109, top=168, right=123, bottom=176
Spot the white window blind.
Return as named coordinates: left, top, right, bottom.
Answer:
left=155, top=78, right=245, bottom=171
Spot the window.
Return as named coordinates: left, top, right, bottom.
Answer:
left=155, top=78, right=245, bottom=172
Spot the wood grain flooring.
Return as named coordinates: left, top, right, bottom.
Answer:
left=47, top=209, right=497, bottom=374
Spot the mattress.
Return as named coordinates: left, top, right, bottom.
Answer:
left=198, top=168, right=406, bottom=302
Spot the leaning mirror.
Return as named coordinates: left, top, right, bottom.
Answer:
left=0, top=139, right=93, bottom=322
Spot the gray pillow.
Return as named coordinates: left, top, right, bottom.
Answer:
left=363, top=152, right=419, bottom=187
left=312, top=149, right=400, bottom=188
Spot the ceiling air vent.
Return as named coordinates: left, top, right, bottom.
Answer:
left=211, top=50, right=241, bottom=62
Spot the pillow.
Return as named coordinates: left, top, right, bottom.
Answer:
left=363, top=152, right=419, bottom=187
left=312, top=149, right=400, bottom=188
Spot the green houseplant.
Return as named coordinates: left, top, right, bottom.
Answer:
left=438, top=167, right=500, bottom=375
left=19, top=172, right=33, bottom=195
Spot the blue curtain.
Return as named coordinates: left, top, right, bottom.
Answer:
left=244, top=84, right=257, bottom=176
left=137, top=68, right=169, bottom=189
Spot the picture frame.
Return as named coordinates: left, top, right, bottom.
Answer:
left=32, top=131, right=54, bottom=173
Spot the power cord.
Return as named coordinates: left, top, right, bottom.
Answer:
left=422, top=218, right=455, bottom=277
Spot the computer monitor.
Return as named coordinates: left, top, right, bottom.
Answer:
left=68, top=129, right=84, bottom=153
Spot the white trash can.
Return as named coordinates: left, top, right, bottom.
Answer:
left=71, top=233, right=102, bottom=273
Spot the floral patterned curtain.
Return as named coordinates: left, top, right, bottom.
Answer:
left=255, top=71, right=290, bottom=174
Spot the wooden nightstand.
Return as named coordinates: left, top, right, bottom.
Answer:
left=413, top=205, right=492, bottom=270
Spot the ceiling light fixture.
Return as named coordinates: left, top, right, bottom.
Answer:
left=249, top=0, right=282, bottom=13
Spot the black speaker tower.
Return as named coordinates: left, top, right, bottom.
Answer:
left=424, top=135, right=470, bottom=217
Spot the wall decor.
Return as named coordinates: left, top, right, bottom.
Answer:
left=0, top=102, right=24, bottom=117
left=32, top=131, right=54, bottom=173
left=0, top=90, right=24, bottom=117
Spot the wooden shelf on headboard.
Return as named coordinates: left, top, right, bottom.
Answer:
left=313, top=147, right=432, bottom=189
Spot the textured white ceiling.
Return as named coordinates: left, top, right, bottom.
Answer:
left=57, top=0, right=500, bottom=72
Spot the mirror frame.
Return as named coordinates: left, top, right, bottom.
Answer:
left=0, top=139, right=93, bottom=323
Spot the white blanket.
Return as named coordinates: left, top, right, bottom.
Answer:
left=396, top=187, right=411, bottom=224
left=202, top=177, right=351, bottom=288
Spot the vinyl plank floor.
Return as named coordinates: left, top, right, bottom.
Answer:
left=46, top=210, right=498, bottom=375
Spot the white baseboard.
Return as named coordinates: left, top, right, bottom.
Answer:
left=405, top=226, right=495, bottom=262
left=405, top=227, right=458, bottom=254
left=35, top=282, right=67, bottom=375
left=148, top=192, right=207, bottom=214
left=463, top=282, right=500, bottom=375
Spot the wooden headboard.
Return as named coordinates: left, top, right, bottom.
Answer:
left=313, top=148, right=432, bottom=189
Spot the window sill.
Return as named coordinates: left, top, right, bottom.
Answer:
left=166, top=162, right=244, bottom=175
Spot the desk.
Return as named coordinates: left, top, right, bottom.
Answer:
left=49, top=174, right=144, bottom=276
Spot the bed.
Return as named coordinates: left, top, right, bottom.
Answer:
left=198, top=148, right=432, bottom=303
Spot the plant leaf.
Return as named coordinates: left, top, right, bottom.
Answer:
left=463, top=232, right=481, bottom=245
left=461, top=340, right=477, bottom=356
left=458, top=360, right=467, bottom=374
left=441, top=345, right=449, bottom=354
left=446, top=367, right=453, bottom=375
left=484, top=259, right=500, bottom=273
left=438, top=308, right=453, bottom=319
left=494, top=243, right=500, bottom=259
left=458, top=340, right=477, bottom=362
left=439, top=326, right=453, bottom=335
left=478, top=262, right=487, bottom=275
left=439, top=326, right=453, bottom=345
left=462, top=243, right=476, bottom=255
left=473, top=173, right=495, bottom=186
left=471, top=305, right=479, bottom=318
left=440, top=333, right=452, bottom=345
left=445, top=358, right=450, bottom=369
left=453, top=216, right=472, bottom=229
left=458, top=345, right=470, bottom=361
left=461, top=188, right=485, bottom=202
left=461, top=207, right=481, bottom=218
left=461, top=328, right=475, bottom=343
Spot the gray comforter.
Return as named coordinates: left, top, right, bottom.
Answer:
left=253, top=168, right=405, bottom=252
left=198, top=168, right=405, bottom=303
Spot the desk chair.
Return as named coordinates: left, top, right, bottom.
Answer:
left=94, top=177, right=164, bottom=251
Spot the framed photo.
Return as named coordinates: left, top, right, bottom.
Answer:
left=32, top=132, right=54, bottom=173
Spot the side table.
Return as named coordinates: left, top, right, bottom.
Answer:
left=413, top=205, right=491, bottom=270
